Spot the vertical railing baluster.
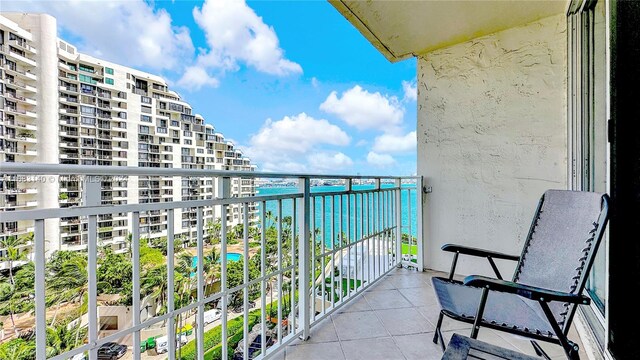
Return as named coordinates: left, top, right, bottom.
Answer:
left=84, top=177, right=100, bottom=360
left=354, top=188, right=359, bottom=292
left=277, top=199, right=283, bottom=344
left=197, top=206, right=205, bottom=360
left=416, top=177, right=424, bottom=271
left=243, top=203, right=249, bottom=360
left=338, top=193, right=343, bottom=304
left=359, top=192, right=364, bottom=291
left=132, top=211, right=141, bottom=360
left=297, top=177, right=310, bottom=340
left=366, top=192, right=371, bottom=286
left=330, top=196, right=336, bottom=307
left=320, top=196, right=326, bottom=314
left=395, top=180, right=402, bottom=267
left=217, top=177, right=231, bottom=357
left=407, top=185, right=413, bottom=269
left=345, top=179, right=351, bottom=298
left=310, top=195, right=316, bottom=321
left=291, top=198, right=297, bottom=334
left=167, top=209, right=176, bottom=358
left=260, top=201, right=267, bottom=357
left=34, top=219, right=46, bottom=360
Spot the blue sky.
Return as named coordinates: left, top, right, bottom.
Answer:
left=5, top=0, right=417, bottom=175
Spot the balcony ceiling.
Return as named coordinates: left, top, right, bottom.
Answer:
left=329, top=0, right=568, bottom=62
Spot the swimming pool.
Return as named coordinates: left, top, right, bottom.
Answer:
left=191, top=252, right=242, bottom=268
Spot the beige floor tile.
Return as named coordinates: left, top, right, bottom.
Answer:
left=340, top=337, right=405, bottom=360
left=393, top=333, right=445, bottom=360
left=364, top=289, right=413, bottom=310
left=332, top=311, right=389, bottom=340
left=285, top=341, right=345, bottom=360
left=375, top=308, right=434, bottom=336
left=399, top=286, right=439, bottom=307
left=306, top=317, right=339, bottom=343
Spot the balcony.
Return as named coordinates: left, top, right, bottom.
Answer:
left=0, top=163, right=421, bottom=360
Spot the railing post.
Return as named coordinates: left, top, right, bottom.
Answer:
left=217, top=176, right=231, bottom=357
left=34, top=219, right=46, bottom=360
left=83, top=175, right=101, bottom=360
left=297, top=177, right=311, bottom=340
left=417, top=176, right=425, bottom=272
left=395, top=178, right=402, bottom=267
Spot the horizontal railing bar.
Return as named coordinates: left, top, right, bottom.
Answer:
left=0, top=194, right=302, bottom=222
left=310, top=187, right=400, bottom=198
left=1, top=162, right=420, bottom=180
left=315, top=227, right=396, bottom=257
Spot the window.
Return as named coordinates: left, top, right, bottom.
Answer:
left=79, top=74, right=97, bottom=84
left=80, top=106, right=95, bottom=115
left=184, top=139, right=192, bottom=145
left=141, top=105, right=152, bottom=114
left=79, top=64, right=94, bottom=73
left=141, top=96, right=152, bottom=104
left=139, top=125, right=149, bottom=134
left=140, top=115, right=152, bottom=123
left=105, top=78, right=114, bottom=85
left=105, top=67, right=114, bottom=75
left=81, top=117, right=95, bottom=125
left=567, top=0, right=608, bottom=347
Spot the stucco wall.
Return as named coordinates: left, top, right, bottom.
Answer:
left=417, top=14, right=567, bottom=276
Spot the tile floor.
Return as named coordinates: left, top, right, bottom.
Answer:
left=273, top=268, right=590, bottom=360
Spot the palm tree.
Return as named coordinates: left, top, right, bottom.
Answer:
left=265, top=210, right=274, bottom=229
left=46, top=320, right=86, bottom=357
left=0, top=235, right=31, bottom=285
left=0, top=339, right=35, bottom=360
left=46, top=256, right=88, bottom=345
left=141, top=265, right=168, bottom=315
left=203, top=247, right=221, bottom=296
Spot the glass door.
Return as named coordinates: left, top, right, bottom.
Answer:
left=568, top=0, right=608, bottom=320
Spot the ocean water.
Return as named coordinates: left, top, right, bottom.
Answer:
left=256, top=184, right=418, bottom=247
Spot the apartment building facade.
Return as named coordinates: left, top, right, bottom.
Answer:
left=0, top=13, right=256, bottom=268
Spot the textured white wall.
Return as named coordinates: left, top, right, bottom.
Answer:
left=417, top=14, right=568, bottom=276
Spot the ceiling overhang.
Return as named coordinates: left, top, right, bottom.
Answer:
left=330, top=0, right=569, bottom=62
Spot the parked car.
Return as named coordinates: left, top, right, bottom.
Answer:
left=204, top=309, right=222, bottom=325
left=155, top=334, right=188, bottom=354
left=96, top=342, right=127, bottom=360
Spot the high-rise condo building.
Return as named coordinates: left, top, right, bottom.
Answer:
left=0, top=13, right=257, bottom=270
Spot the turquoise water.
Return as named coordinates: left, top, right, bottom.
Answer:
left=191, top=253, right=242, bottom=275
left=257, top=184, right=418, bottom=247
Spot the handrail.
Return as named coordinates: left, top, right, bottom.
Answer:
left=0, top=162, right=420, bottom=180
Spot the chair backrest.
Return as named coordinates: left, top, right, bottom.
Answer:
left=513, top=190, right=609, bottom=333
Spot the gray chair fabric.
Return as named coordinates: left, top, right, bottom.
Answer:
left=432, top=190, right=606, bottom=338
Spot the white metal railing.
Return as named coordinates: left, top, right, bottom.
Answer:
left=0, top=163, right=422, bottom=360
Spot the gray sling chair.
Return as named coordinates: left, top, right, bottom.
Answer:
left=431, top=190, right=609, bottom=360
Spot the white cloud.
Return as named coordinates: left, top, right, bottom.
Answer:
left=320, top=85, right=404, bottom=132
left=372, top=131, right=416, bottom=154
left=311, top=77, right=320, bottom=88
left=307, top=152, right=353, bottom=171
left=367, top=152, right=396, bottom=167
left=356, top=140, right=368, bottom=147
left=2, top=1, right=194, bottom=71
left=242, top=113, right=351, bottom=172
left=177, top=66, right=220, bottom=90
left=192, top=0, right=302, bottom=76
left=402, top=80, right=417, bottom=102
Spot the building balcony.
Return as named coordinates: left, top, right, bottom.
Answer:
left=5, top=77, right=37, bottom=93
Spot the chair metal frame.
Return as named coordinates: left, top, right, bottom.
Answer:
left=432, top=193, right=610, bottom=360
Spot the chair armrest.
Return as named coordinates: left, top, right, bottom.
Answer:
left=441, top=244, right=520, bottom=261
left=463, top=275, right=591, bottom=305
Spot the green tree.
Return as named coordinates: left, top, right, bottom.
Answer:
left=0, top=338, right=35, bottom=360
left=45, top=318, right=86, bottom=357
left=141, top=264, right=167, bottom=315
left=0, top=235, right=31, bottom=285
left=96, top=248, right=132, bottom=305
left=206, top=218, right=222, bottom=244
